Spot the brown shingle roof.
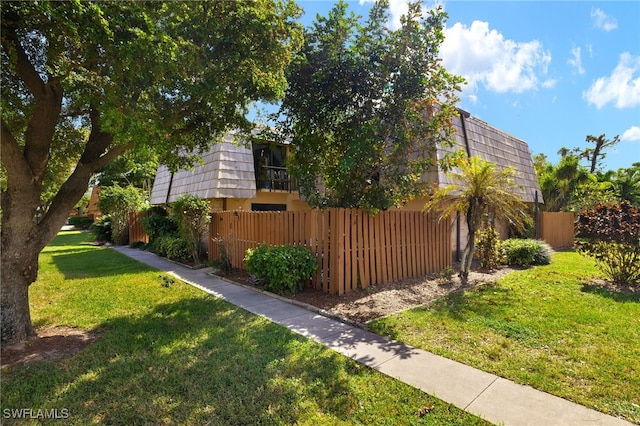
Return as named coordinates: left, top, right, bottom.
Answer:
left=437, top=111, right=543, bottom=204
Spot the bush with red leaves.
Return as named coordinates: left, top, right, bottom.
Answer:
left=576, top=201, right=640, bottom=286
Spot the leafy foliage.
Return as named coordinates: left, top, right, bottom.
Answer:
left=212, top=236, right=235, bottom=272
left=276, top=0, right=462, bottom=213
left=68, top=216, right=93, bottom=230
left=1, top=0, right=302, bottom=344
left=93, top=147, right=159, bottom=194
left=534, top=153, right=601, bottom=212
left=501, top=239, right=552, bottom=267
left=98, top=184, right=147, bottom=245
left=425, top=156, right=532, bottom=280
left=244, top=244, right=318, bottom=295
left=156, top=235, right=191, bottom=264
left=171, top=195, right=210, bottom=264
left=141, top=206, right=179, bottom=242
left=90, top=215, right=112, bottom=242
left=98, top=185, right=146, bottom=243
left=475, top=227, right=502, bottom=270
left=576, top=202, right=640, bottom=286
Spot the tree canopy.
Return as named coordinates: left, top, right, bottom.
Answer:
left=275, top=0, right=463, bottom=213
left=0, top=0, right=302, bottom=345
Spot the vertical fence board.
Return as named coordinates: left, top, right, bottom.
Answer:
left=128, top=211, right=150, bottom=244
left=539, top=212, right=574, bottom=249
left=195, top=208, right=454, bottom=295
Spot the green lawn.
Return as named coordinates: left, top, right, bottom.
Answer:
left=369, top=251, right=640, bottom=424
left=1, top=231, right=489, bottom=425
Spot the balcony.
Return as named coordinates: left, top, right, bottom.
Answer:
left=256, top=165, right=299, bottom=193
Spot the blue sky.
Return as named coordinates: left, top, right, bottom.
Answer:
left=287, top=1, right=640, bottom=171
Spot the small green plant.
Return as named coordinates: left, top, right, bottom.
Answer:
left=475, top=227, right=502, bottom=270
left=438, top=266, right=455, bottom=284
left=501, top=239, right=552, bottom=266
left=244, top=243, right=318, bottom=295
left=160, top=275, right=175, bottom=288
left=68, top=216, right=93, bottom=229
left=90, top=215, right=112, bottom=242
left=130, top=241, right=146, bottom=249
left=171, top=195, right=211, bottom=265
left=212, top=235, right=235, bottom=272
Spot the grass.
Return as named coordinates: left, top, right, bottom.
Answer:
left=369, top=251, right=640, bottom=424
left=1, top=231, right=490, bottom=425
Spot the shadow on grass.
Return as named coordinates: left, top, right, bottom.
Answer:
left=581, top=283, right=640, bottom=303
left=51, top=247, right=153, bottom=280
left=3, top=297, right=359, bottom=425
left=47, top=231, right=93, bottom=247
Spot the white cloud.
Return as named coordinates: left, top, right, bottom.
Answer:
left=541, top=79, right=557, bottom=89
left=440, top=21, right=552, bottom=96
left=568, top=47, right=585, bottom=75
left=583, top=52, right=640, bottom=109
left=591, top=8, right=618, bottom=32
left=621, top=125, right=640, bottom=142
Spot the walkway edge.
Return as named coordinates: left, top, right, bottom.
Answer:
left=112, top=246, right=634, bottom=426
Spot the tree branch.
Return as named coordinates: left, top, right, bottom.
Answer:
left=1, top=24, right=46, bottom=97
left=0, top=118, right=32, bottom=185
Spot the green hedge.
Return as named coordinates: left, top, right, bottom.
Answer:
left=68, top=216, right=93, bottom=230
left=244, top=244, right=318, bottom=295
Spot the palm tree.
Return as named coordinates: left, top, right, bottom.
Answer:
left=424, top=156, right=532, bottom=281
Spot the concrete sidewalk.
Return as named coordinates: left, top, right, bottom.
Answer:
left=113, top=246, right=632, bottom=426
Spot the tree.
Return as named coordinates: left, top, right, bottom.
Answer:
left=609, top=163, right=640, bottom=206
left=534, top=153, right=602, bottom=212
left=572, top=133, right=620, bottom=174
left=275, top=0, right=463, bottom=213
left=424, top=156, right=532, bottom=281
left=1, top=1, right=302, bottom=345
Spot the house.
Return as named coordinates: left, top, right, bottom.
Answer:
left=150, top=136, right=308, bottom=213
left=149, top=109, right=543, bottom=259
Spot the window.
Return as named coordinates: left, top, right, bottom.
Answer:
left=251, top=203, right=287, bottom=212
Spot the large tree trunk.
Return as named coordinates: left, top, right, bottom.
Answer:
left=0, top=157, right=100, bottom=346
left=1, top=254, right=38, bottom=345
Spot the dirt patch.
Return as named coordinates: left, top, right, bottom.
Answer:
left=1, top=326, right=99, bottom=369
left=215, top=266, right=518, bottom=324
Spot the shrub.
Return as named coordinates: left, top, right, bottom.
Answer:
left=152, top=235, right=190, bottom=263
left=171, top=195, right=210, bottom=264
left=576, top=202, right=640, bottom=286
left=244, top=243, right=318, bottom=295
left=98, top=184, right=147, bottom=245
left=475, top=227, right=502, bottom=270
left=141, top=206, right=178, bottom=241
left=68, top=216, right=93, bottom=230
left=130, top=240, right=146, bottom=249
left=90, top=215, right=112, bottom=242
left=212, top=235, right=235, bottom=272
left=502, top=239, right=552, bottom=267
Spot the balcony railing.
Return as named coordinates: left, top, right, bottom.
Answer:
left=256, top=166, right=299, bottom=192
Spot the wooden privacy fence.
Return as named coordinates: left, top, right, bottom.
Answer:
left=209, top=209, right=452, bottom=295
left=539, top=211, right=574, bottom=249
left=129, top=211, right=150, bottom=244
